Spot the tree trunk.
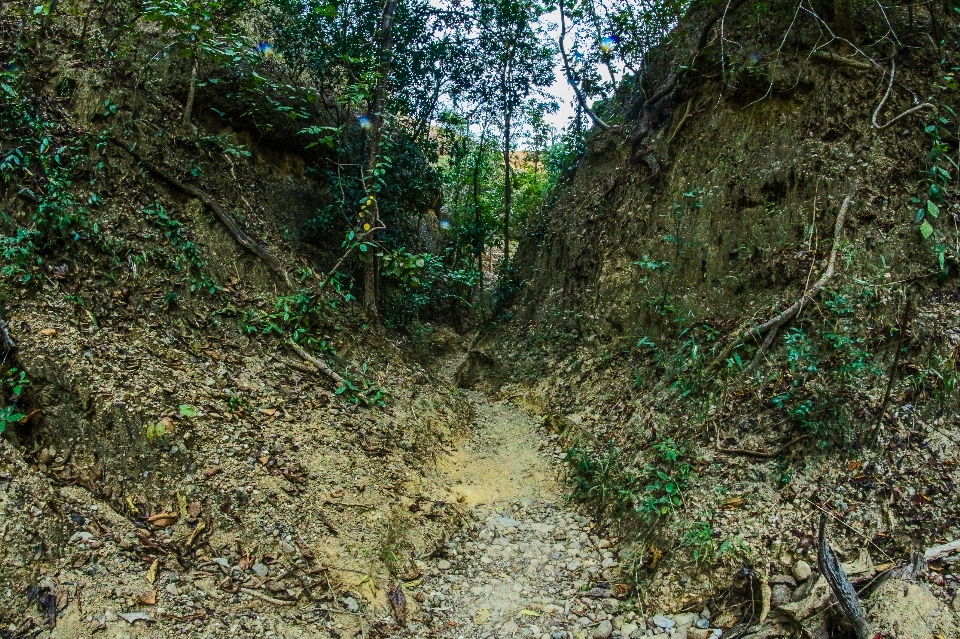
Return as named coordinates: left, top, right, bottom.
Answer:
left=474, top=132, right=485, bottom=294
left=502, top=106, right=512, bottom=265
left=362, top=0, right=398, bottom=318
left=182, top=57, right=198, bottom=126
left=833, top=0, right=856, bottom=52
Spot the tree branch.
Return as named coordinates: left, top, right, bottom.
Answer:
left=558, top=0, right=611, bottom=131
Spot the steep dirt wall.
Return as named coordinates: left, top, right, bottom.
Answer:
left=468, top=3, right=960, bottom=624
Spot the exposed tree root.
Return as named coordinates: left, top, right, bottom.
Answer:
left=716, top=434, right=809, bottom=458
left=667, top=97, right=695, bottom=144
left=818, top=514, right=873, bottom=639
left=112, top=139, right=293, bottom=289
left=810, top=50, right=875, bottom=71
left=287, top=341, right=347, bottom=388
left=710, top=181, right=859, bottom=372
left=872, top=59, right=935, bottom=130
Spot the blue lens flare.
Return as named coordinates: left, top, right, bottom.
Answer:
left=258, top=42, right=274, bottom=56
left=600, top=35, right=618, bottom=54
left=358, top=115, right=372, bottom=129
left=439, top=220, right=451, bottom=230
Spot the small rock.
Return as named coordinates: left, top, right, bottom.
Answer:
left=593, top=620, right=613, bottom=639
left=437, top=559, right=452, bottom=571
left=771, top=584, right=793, bottom=607
left=104, top=610, right=118, bottom=623
left=279, top=540, right=296, bottom=554
left=652, top=616, right=675, bottom=629
left=164, top=583, right=180, bottom=596
left=768, top=574, right=797, bottom=587
left=342, top=597, right=360, bottom=613
left=792, top=560, right=812, bottom=582
left=213, top=557, right=230, bottom=569
left=687, top=630, right=710, bottom=639
left=699, top=608, right=710, bottom=621
left=695, top=619, right=710, bottom=629
left=673, top=613, right=697, bottom=629
left=621, top=622, right=639, bottom=638
left=502, top=620, right=520, bottom=635
left=252, top=562, right=269, bottom=578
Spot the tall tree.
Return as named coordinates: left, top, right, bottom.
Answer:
left=469, top=0, right=554, bottom=265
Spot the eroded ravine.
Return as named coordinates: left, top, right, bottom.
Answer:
left=398, top=360, right=639, bottom=639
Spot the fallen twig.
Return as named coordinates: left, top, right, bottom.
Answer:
left=716, top=434, right=809, bottom=458
left=818, top=514, right=873, bottom=639
left=872, top=59, right=935, bottom=130
left=112, top=139, right=292, bottom=289
left=287, top=341, right=347, bottom=387
left=239, top=587, right=297, bottom=606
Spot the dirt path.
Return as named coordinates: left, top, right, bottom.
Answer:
left=398, top=377, right=638, bottom=639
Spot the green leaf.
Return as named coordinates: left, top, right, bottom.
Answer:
left=179, top=404, right=199, bottom=417
left=928, top=201, right=940, bottom=218
left=920, top=220, right=935, bottom=239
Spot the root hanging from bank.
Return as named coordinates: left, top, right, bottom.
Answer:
left=112, top=139, right=293, bottom=289
left=710, top=181, right=860, bottom=373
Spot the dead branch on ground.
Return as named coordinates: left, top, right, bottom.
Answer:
left=287, top=341, right=347, bottom=388
left=810, top=50, right=874, bottom=71
left=716, top=434, right=809, bottom=458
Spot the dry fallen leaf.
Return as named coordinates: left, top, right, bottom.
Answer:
left=138, top=590, right=157, bottom=605
left=722, top=497, right=746, bottom=509
left=145, top=559, right=160, bottom=585
left=39, top=328, right=57, bottom=336
left=147, top=512, right=178, bottom=528
left=387, top=583, right=407, bottom=626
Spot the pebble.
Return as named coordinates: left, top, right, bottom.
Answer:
left=695, top=619, right=710, bottom=629
left=792, top=560, right=812, bottom=582
left=342, top=597, right=360, bottom=613
left=652, top=616, right=675, bottom=629
left=252, top=562, right=269, bottom=578
left=437, top=559, right=452, bottom=571
left=593, top=620, right=613, bottom=639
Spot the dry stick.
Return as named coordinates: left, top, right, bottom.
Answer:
left=810, top=50, right=874, bottom=71
left=112, top=140, right=292, bottom=289
left=751, top=181, right=859, bottom=337
left=872, top=59, right=936, bottom=130
left=239, top=587, right=297, bottom=606
left=817, top=514, right=873, bottom=639
left=287, top=341, right=347, bottom=388
left=317, top=222, right=386, bottom=290
left=716, top=434, right=809, bottom=458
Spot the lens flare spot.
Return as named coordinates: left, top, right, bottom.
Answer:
left=358, top=115, right=372, bottom=130
left=439, top=220, right=451, bottom=230
left=600, top=35, right=618, bottom=54
left=257, top=42, right=274, bottom=57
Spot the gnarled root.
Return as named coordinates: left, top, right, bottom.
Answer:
left=113, top=139, right=292, bottom=289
